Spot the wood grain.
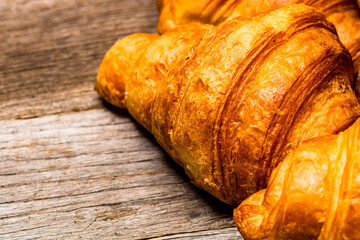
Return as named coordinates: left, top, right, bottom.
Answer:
left=0, top=0, right=158, bottom=120
left=0, top=0, right=242, bottom=239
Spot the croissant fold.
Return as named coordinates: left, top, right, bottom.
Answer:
left=95, top=5, right=360, bottom=205
left=234, top=118, right=360, bottom=240
left=157, top=0, right=360, bottom=97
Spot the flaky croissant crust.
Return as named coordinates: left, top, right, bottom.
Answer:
left=234, top=118, right=360, bottom=240
left=157, top=0, right=360, bottom=96
left=95, top=5, right=360, bottom=205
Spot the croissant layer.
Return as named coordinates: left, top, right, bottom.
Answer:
left=157, top=0, right=360, bottom=96
left=95, top=5, right=360, bottom=204
left=234, top=118, right=360, bottom=240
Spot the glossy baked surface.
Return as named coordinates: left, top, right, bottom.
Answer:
left=95, top=5, right=360, bottom=204
left=157, top=0, right=360, bottom=96
left=234, top=118, right=360, bottom=239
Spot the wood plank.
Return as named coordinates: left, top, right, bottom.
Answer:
left=0, top=0, right=158, bottom=120
left=0, top=108, right=241, bottom=239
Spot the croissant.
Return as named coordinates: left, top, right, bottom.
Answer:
left=95, top=5, right=360, bottom=205
left=234, top=118, right=360, bottom=240
left=157, top=0, right=360, bottom=96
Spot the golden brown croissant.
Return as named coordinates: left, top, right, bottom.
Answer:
left=157, top=0, right=360, bottom=95
left=95, top=5, right=360, bottom=205
left=234, top=118, right=360, bottom=240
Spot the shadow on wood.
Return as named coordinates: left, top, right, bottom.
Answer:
left=101, top=98, right=235, bottom=216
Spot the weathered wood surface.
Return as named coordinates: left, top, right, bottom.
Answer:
left=0, top=0, right=242, bottom=239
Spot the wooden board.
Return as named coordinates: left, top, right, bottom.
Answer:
left=0, top=0, right=242, bottom=239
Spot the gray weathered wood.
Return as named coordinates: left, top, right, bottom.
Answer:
left=0, top=0, right=242, bottom=239
left=0, top=109, right=241, bottom=239
left=0, top=0, right=158, bottom=120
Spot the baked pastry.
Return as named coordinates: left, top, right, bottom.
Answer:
left=234, top=118, right=360, bottom=239
left=95, top=5, right=360, bottom=204
left=157, top=0, right=360, bottom=96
